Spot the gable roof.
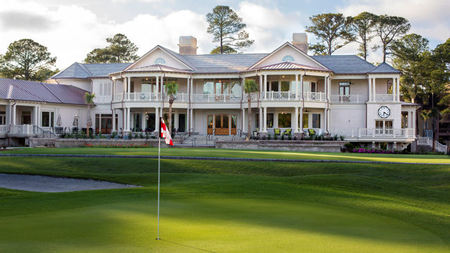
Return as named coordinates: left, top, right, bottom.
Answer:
left=182, top=53, right=267, bottom=73
left=311, top=55, right=376, bottom=74
left=253, top=62, right=330, bottom=72
left=52, top=62, right=130, bottom=79
left=0, top=78, right=87, bottom=105
left=368, top=62, right=401, bottom=74
left=249, top=42, right=330, bottom=71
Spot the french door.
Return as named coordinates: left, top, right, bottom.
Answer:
left=207, top=114, right=237, bottom=135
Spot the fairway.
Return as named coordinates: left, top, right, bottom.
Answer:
left=0, top=148, right=448, bottom=252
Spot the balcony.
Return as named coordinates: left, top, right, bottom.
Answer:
left=375, top=94, right=394, bottom=102
left=113, top=92, right=188, bottom=103
left=330, top=95, right=364, bottom=104
left=262, top=91, right=326, bottom=102
left=329, top=128, right=415, bottom=140
left=193, top=94, right=241, bottom=103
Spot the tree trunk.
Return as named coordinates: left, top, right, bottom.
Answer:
left=383, top=44, right=387, bottom=63
left=247, top=95, right=251, bottom=140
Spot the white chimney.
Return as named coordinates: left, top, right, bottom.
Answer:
left=178, top=36, right=197, bottom=55
left=292, top=33, right=308, bottom=54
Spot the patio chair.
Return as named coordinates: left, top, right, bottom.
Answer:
left=283, top=129, right=292, bottom=137
left=274, top=128, right=281, bottom=138
left=308, top=128, right=316, bottom=136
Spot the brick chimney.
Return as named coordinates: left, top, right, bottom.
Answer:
left=292, top=33, right=308, bottom=54
left=178, top=36, right=197, bottom=55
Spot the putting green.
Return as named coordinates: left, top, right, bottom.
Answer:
left=0, top=149, right=448, bottom=252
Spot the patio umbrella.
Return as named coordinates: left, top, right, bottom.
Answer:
left=72, top=115, right=79, bottom=127
left=56, top=114, right=62, bottom=127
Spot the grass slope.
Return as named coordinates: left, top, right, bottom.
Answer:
left=0, top=148, right=448, bottom=252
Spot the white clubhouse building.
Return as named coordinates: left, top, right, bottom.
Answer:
left=0, top=33, right=418, bottom=148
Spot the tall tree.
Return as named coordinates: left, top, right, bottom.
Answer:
left=306, top=13, right=354, bottom=55
left=350, top=12, right=377, bottom=60
left=206, top=5, right=254, bottom=54
left=391, top=33, right=430, bottom=103
left=244, top=79, right=258, bottom=140
left=165, top=81, right=179, bottom=135
left=0, top=39, right=56, bottom=81
left=373, top=15, right=410, bottom=63
left=85, top=34, right=139, bottom=63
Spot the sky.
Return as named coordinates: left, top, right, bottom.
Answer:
left=0, top=0, right=448, bottom=69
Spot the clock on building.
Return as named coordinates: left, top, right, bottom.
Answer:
left=378, top=106, right=391, bottom=118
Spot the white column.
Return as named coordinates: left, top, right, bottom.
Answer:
left=368, top=78, right=372, bottom=102
left=242, top=108, right=246, bottom=133
left=174, top=111, right=179, bottom=131
left=160, top=76, right=164, bottom=100
left=327, top=76, right=331, bottom=101
left=141, top=112, right=146, bottom=131
left=11, top=104, right=16, bottom=125
left=155, top=107, right=160, bottom=132
left=299, top=107, right=303, bottom=132
left=396, top=77, right=400, bottom=102
left=372, top=78, right=376, bottom=102
left=112, top=109, right=116, bottom=132
left=412, top=109, right=416, bottom=134
left=294, top=106, right=299, bottom=133
left=259, top=75, right=263, bottom=98
left=263, top=107, right=267, bottom=132
left=155, top=75, right=160, bottom=100
left=263, top=74, right=267, bottom=99
left=33, top=105, right=39, bottom=125
left=259, top=107, right=263, bottom=131
left=127, top=108, right=131, bottom=131
left=295, top=74, right=299, bottom=100
left=190, top=108, right=193, bottom=132
left=126, top=77, right=131, bottom=100
left=326, top=109, right=330, bottom=131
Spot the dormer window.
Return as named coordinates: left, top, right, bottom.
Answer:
left=282, top=55, right=294, bottom=62
left=154, top=57, right=166, bottom=65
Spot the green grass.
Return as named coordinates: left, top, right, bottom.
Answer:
left=3, top=146, right=450, bottom=163
left=0, top=148, right=449, bottom=252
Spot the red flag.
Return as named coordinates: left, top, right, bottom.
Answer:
left=160, top=118, right=173, bottom=146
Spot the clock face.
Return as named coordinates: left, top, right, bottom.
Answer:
left=378, top=106, right=391, bottom=118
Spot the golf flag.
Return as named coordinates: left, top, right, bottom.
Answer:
left=160, top=118, right=173, bottom=146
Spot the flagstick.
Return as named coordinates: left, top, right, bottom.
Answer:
left=156, top=117, right=161, bottom=240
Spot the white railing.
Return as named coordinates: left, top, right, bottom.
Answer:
left=264, top=91, right=296, bottom=101
left=435, top=141, right=448, bottom=154
left=330, top=95, right=363, bottom=104
left=304, top=92, right=326, bottom=102
left=192, top=93, right=242, bottom=103
left=128, top=92, right=158, bottom=102
left=375, top=94, right=394, bottom=102
left=417, top=136, right=433, bottom=146
left=0, top=125, right=8, bottom=135
left=94, top=95, right=112, bottom=104
left=329, top=128, right=415, bottom=139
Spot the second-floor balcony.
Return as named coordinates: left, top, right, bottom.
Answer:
left=330, top=95, right=364, bottom=104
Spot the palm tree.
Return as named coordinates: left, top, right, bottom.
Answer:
left=244, top=79, right=258, bottom=140
left=165, top=81, right=178, bottom=135
left=420, top=109, right=432, bottom=132
left=84, top=92, right=95, bottom=136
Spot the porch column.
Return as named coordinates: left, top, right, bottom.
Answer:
left=327, top=75, right=331, bottom=102
left=112, top=109, right=116, bottom=132
left=160, top=75, right=164, bottom=99
left=259, top=107, right=263, bottom=132
left=259, top=74, right=263, bottom=99
left=299, top=107, right=303, bottom=132
left=396, top=77, right=400, bottom=102
left=156, top=75, right=160, bottom=99
left=412, top=109, right=416, bottom=135
left=33, top=105, right=39, bottom=126
left=155, top=107, right=160, bottom=133
left=294, top=106, right=299, bottom=133
left=174, top=111, right=179, bottom=131
left=242, top=108, right=246, bottom=133
left=11, top=104, right=16, bottom=125
left=263, top=74, right=267, bottom=99
left=190, top=108, right=193, bottom=133
left=263, top=107, right=267, bottom=132
left=295, top=74, right=299, bottom=100
left=126, top=107, right=131, bottom=131
left=141, top=112, right=146, bottom=131
left=372, top=78, right=376, bottom=102
left=368, top=78, right=372, bottom=102
left=126, top=77, right=131, bottom=100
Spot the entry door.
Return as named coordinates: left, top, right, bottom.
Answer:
left=207, top=114, right=237, bottom=135
left=146, top=113, right=155, bottom=132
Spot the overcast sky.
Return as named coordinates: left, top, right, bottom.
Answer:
left=0, top=0, right=448, bottom=69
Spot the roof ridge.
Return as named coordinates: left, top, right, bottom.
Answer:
left=9, top=80, right=48, bottom=101
left=41, top=82, right=64, bottom=103
left=77, top=62, right=93, bottom=76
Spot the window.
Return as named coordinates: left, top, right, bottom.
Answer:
left=401, top=112, right=408, bottom=128
left=339, top=82, right=350, bottom=96
left=270, top=81, right=278, bottom=92
left=203, top=81, right=214, bottom=94
left=41, top=111, right=54, bottom=127
left=0, top=112, right=5, bottom=125
left=231, top=115, right=237, bottom=129
left=376, top=120, right=393, bottom=135
left=267, top=113, right=274, bottom=128
left=141, top=84, right=151, bottom=93
left=282, top=55, right=294, bottom=62
left=281, top=81, right=290, bottom=92
left=302, top=113, right=308, bottom=128
left=230, top=82, right=241, bottom=97
left=311, top=82, right=317, bottom=92
left=278, top=113, right=291, bottom=128
left=154, top=57, right=166, bottom=65
left=312, top=113, right=321, bottom=128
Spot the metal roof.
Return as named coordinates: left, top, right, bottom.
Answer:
left=254, top=62, right=329, bottom=72
left=52, top=62, right=130, bottom=79
left=368, top=62, right=401, bottom=74
left=311, top=55, right=376, bottom=74
left=126, top=64, right=192, bottom=73
left=182, top=53, right=267, bottom=73
left=0, top=78, right=87, bottom=105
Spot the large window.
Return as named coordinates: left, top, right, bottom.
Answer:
left=312, top=113, right=321, bottom=128
left=278, top=113, right=291, bottom=128
left=339, top=82, right=350, bottom=96
left=203, top=81, right=214, bottom=94
left=270, top=81, right=278, bottom=91
left=376, top=120, right=393, bottom=134
left=41, top=111, right=54, bottom=127
left=230, top=82, right=241, bottom=97
left=281, top=81, right=290, bottom=92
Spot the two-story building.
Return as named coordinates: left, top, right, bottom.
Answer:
left=46, top=33, right=418, bottom=149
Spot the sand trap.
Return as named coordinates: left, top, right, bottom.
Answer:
left=0, top=173, right=139, bottom=192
